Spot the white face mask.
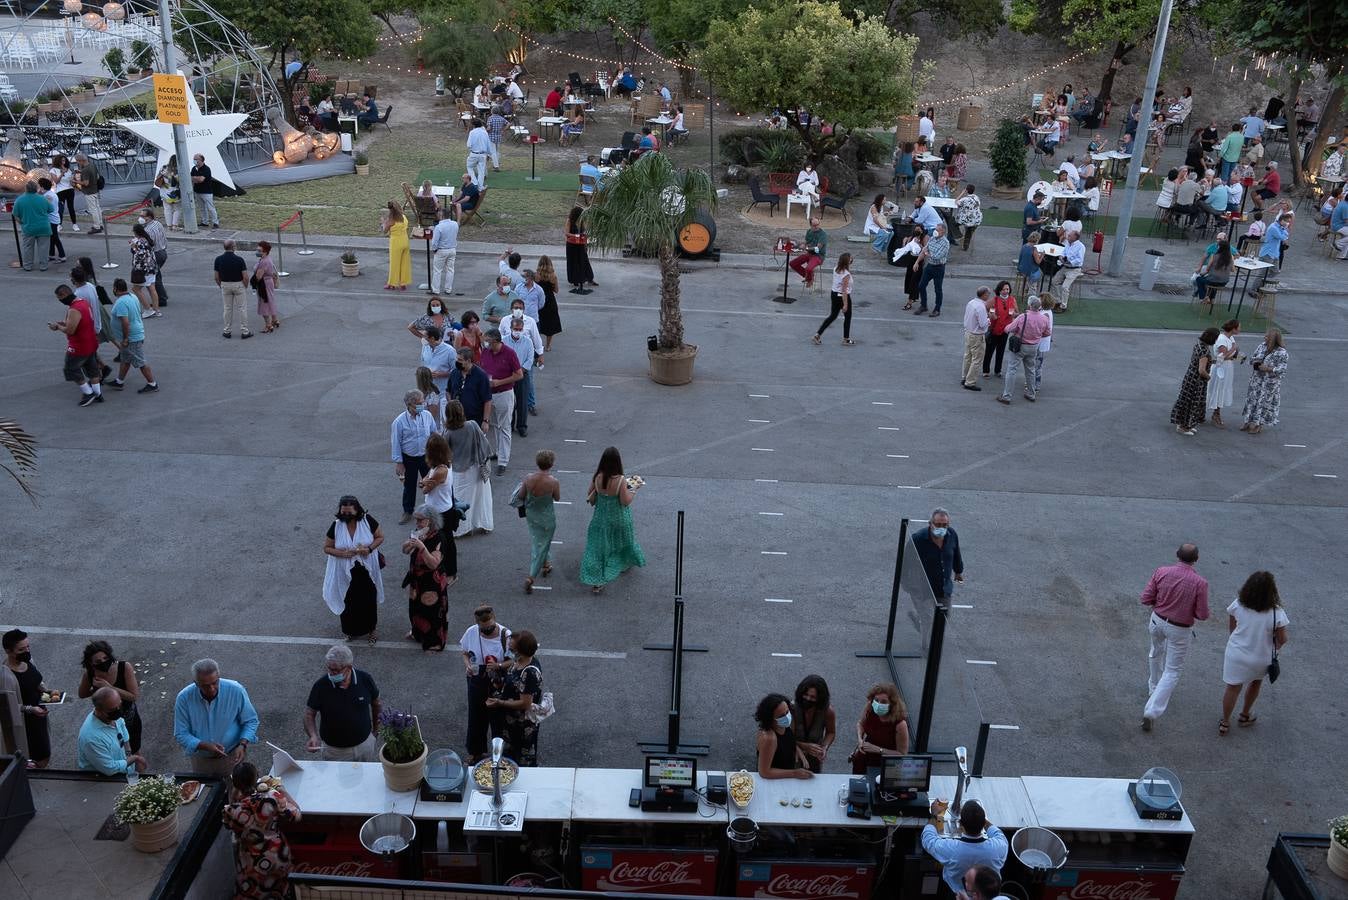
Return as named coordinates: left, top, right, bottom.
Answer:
left=430, top=305, right=443, bottom=314
left=136, top=217, right=146, bottom=226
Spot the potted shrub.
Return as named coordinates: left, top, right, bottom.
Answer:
left=377, top=708, right=426, bottom=792
left=103, top=47, right=126, bottom=84
left=1330, top=816, right=1348, bottom=878
left=113, top=774, right=180, bottom=853
left=988, top=118, right=1029, bottom=199
left=583, top=152, right=716, bottom=385
left=129, top=39, right=154, bottom=78
left=354, top=151, right=370, bottom=175
left=340, top=250, right=359, bottom=277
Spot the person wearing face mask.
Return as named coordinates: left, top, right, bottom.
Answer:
left=755, top=692, right=812, bottom=779
left=792, top=675, right=836, bottom=774
left=4, top=629, right=51, bottom=767
left=850, top=682, right=909, bottom=774
left=50, top=283, right=103, bottom=407
left=304, top=644, right=382, bottom=760
left=912, top=507, right=964, bottom=601
left=78, top=686, right=148, bottom=776
left=252, top=240, right=280, bottom=333
left=391, top=389, right=439, bottom=524
left=461, top=605, right=512, bottom=763
left=409, top=297, right=451, bottom=345
left=322, top=495, right=386, bottom=643
left=77, top=640, right=142, bottom=753
left=502, top=308, right=543, bottom=437
left=421, top=326, right=456, bottom=404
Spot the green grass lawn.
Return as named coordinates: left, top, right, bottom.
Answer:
left=1066, top=297, right=1282, bottom=332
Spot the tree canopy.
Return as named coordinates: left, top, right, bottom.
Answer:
left=700, top=1, right=923, bottom=154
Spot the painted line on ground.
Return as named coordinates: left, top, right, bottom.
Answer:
left=1313, top=474, right=1338, bottom=479
left=1284, top=444, right=1307, bottom=448
left=771, top=652, right=803, bottom=658
left=758, top=511, right=784, bottom=516
left=531, top=585, right=553, bottom=591
left=761, top=551, right=788, bottom=556
left=764, top=598, right=792, bottom=604
left=555, top=500, right=574, bottom=505
left=878, top=426, right=902, bottom=431
left=966, top=659, right=998, bottom=666
left=1228, top=433, right=1348, bottom=502
left=557, top=470, right=580, bottom=474
left=754, top=478, right=779, bottom=483
left=2, top=625, right=625, bottom=659
left=573, top=409, right=596, bottom=414
left=749, top=393, right=771, bottom=398
left=989, top=724, right=1022, bottom=731
left=951, top=603, right=974, bottom=609
left=563, top=438, right=587, bottom=443
left=886, top=454, right=910, bottom=459
left=751, top=447, right=776, bottom=452
left=748, top=419, right=771, bottom=424
left=581, top=385, right=603, bottom=389
left=872, top=401, right=894, bottom=406
left=551, top=540, right=564, bottom=545
left=896, top=485, right=922, bottom=489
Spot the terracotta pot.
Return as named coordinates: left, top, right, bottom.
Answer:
left=1329, top=837, right=1348, bottom=879
left=647, top=344, right=698, bottom=386
left=340, top=261, right=359, bottom=277
left=380, top=741, right=427, bottom=792
left=130, top=809, right=178, bottom=853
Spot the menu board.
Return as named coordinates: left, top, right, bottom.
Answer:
left=735, top=860, right=874, bottom=900
left=582, top=846, right=720, bottom=896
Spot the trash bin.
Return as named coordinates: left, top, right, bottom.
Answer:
left=1139, top=249, right=1165, bottom=291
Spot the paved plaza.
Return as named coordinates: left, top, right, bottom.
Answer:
left=3, top=228, right=1346, bottom=897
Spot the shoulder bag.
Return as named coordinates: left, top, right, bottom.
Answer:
left=509, top=480, right=528, bottom=517
left=1267, top=609, right=1281, bottom=683
left=523, top=665, right=556, bottom=723
left=1007, top=313, right=1030, bottom=354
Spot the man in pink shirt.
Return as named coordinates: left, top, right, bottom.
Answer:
left=1139, top=543, right=1210, bottom=731
left=996, top=295, right=1051, bottom=404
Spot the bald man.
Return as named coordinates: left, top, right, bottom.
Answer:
left=78, top=686, right=147, bottom=776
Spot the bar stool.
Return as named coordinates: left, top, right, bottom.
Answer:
left=1252, top=283, right=1278, bottom=322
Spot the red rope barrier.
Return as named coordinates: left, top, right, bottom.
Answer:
left=105, top=199, right=151, bottom=222
left=279, top=210, right=302, bottom=230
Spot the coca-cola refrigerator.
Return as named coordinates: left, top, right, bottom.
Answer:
left=283, top=816, right=408, bottom=880
left=1039, top=866, right=1184, bottom=900
left=734, top=859, right=876, bottom=900
left=581, top=845, right=720, bottom=895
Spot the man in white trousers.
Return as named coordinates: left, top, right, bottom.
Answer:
left=430, top=207, right=459, bottom=295
left=466, top=119, right=492, bottom=187
left=1139, top=543, right=1210, bottom=732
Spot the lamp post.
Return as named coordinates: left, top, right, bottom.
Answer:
left=1106, top=0, right=1175, bottom=277
left=61, top=0, right=82, bottom=66
left=156, top=0, right=197, bottom=233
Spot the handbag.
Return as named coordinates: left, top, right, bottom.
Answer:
left=1007, top=312, right=1030, bottom=354
left=509, top=480, right=528, bottom=518
left=523, top=666, right=555, bottom=723
left=1267, top=609, right=1281, bottom=683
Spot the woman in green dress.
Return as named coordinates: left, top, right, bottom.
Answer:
left=523, top=450, right=560, bottom=594
left=580, top=446, right=645, bottom=594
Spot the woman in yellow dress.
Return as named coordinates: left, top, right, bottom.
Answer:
left=382, top=201, right=411, bottom=291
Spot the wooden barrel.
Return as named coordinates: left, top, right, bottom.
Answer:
left=956, top=104, right=983, bottom=131
left=678, top=211, right=716, bottom=258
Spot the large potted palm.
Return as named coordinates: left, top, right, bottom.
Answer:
left=584, top=153, right=716, bottom=386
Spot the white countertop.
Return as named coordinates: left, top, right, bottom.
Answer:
left=923, top=196, right=958, bottom=209
left=739, top=774, right=885, bottom=829
left=922, top=776, right=1038, bottom=830
left=1234, top=256, right=1275, bottom=271
left=275, top=759, right=416, bottom=816
left=571, top=768, right=727, bottom=824
left=1020, top=776, right=1193, bottom=834
left=415, top=766, right=576, bottom=822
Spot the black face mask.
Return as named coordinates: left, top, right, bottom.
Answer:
left=798, top=698, right=814, bottom=708
left=106, top=707, right=124, bottom=721
left=95, top=657, right=115, bottom=672
left=16, top=651, right=31, bottom=663
left=337, top=512, right=357, bottom=522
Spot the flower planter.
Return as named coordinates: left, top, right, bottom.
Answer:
left=354, top=163, right=370, bottom=176
left=647, top=344, right=698, bottom=386
left=380, top=741, right=427, bottom=792
left=130, top=809, right=178, bottom=853
left=341, top=261, right=360, bottom=277
left=990, top=184, right=1024, bottom=200
left=1329, top=838, right=1348, bottom=879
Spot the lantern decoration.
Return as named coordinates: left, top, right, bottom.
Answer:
left=274, top=120, right=314, bottom=163
left=81, top=11, right=106, bottom=30
left=62, top=0, right=83, bottom=13
left=272, top=150, right=286, bottom=166
left=102, top=2, right=125, bottom=19
left=0, top=154, right=31, bottom=192
left=313, top=147, right=328, bottom=160
left=316, top=131, right=339, bottom=154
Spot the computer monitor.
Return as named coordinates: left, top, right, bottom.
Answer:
left=644, top=756, right=697, bottom=791
left=880, top=755, right=933, bottom=796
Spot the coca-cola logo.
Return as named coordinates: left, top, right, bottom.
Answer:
left=599, top=860, right=703, bottom=892
left=1065, top=880, right=1165, bottom=900
left=294, top=860, right=375, bottom=878
left=763, top=874, right=860, bottom=899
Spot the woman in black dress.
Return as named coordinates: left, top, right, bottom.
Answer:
left=3, top=629, right=50, bottom=767
left=402, top=503, right=461, bottom=653
left=1170, top=327, right=1218, bottom=436
left=534, top=254, right=563, bottom=351
left=487, top=630, right=543, bottom=766
left=564, top=206, right=595, bottom=295
left=754, top=692, right=811, bottom=780
left=322, top=496, right=385, bottom=643
left=895, top=225, right=926, bottom=310
left=77, top=640, right=143, bottom=753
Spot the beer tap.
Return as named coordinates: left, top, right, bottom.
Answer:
left=947, top=746, right=970, bottom=835
left=490, top=737, right=505, bottom=808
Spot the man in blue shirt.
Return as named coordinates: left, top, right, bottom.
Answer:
left=390, top=389, right=438, bottom=521
left=911, top=507, right=964, bottom=601
left=449, top=346, right=493, bottom=428
left=910, top=195, right=943, bottom=234
left=1198, top=177, right=1230, bottom=228
left=107, top=279, right=158, bottom=393
left=921, top=800, right=1008, bottom=896
left=421, top=326, right=455, bottom=398
left=516, top=269, right=545, bottom=321
left=498, top=248, right=525, bottom=292
left=451, top=172, right=480, bottom=220
left=357, top=94, right=379, bottom=127
left=1022, top=191, right=1046, bottom=242
left=173, top=659, right=259, bottom=776
left=429, top=207, right=459, bottom=295
left=615, top=68, right=638, bottom=97
left=914, top=223, right=951, bottom=316
left=1331, top=195, right=1348, bottom=260
left=79, top=686, right=147, bottom=776
left=1240, top=106, right=1265, bottom=142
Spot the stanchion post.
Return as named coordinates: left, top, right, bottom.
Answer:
left=100, top=219, right=116, bottom=269
left=295, top=210, right=314, bottom=255
left=274, top=226, right=288, bottom=277
left=8, top=203, right=20, bottom=267
left=418, top=226, right=432, bottom=292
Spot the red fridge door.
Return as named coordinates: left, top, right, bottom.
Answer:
left=1042, top=867, right=1183, bottom=900
left=734, top=859, right=875, bottom=900
left=580, top=845, right=720, bottom=895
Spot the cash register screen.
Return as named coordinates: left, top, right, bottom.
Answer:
left=881, top=755, right=933, bottom=793
left=644, top=756, right=697, bottom=790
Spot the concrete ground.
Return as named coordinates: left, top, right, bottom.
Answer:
left=2, top=222, right=1346, bottom=899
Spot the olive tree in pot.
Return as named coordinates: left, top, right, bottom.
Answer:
left=583, top=152, right=716, bottom=386
left=1329, top=815, right=1348, bottom=879
left=988, top=118, right=1029, bottom=199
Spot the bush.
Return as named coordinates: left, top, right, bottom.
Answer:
left=102, top=47, right=125, bottom=81
left=354, top=151, right=369, bottom=166
left=758, top=133, right=805, bottom=173
left=988, top=118, right=1028, bottom=189
left=307, top=79, right=335, bottom=107
left=129, top=39, right=154, bottom=72
left=851, top=131, right=890, bottom=169
left=717, top=127, right=808, bottom=169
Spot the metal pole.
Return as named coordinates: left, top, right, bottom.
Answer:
left=1105, top=0, right=1175, bottom=277
left=99, top=222, right=117, bottom=269
left=274, top=227, right=288, bottom=277
left=972, top=722, right=991, bottom=777
left=707, top=80, right=715, bottom=173
left=419, top=230, right=431, bottom=292
left=674, top=510, right=684, bottom=597
left=157, top=0, right=197, bottom=234
left=295, top=210, right=314, bottom=255
left=883, top=518, right=910, bottom=656
left=913, top=605, right=947, bottom=754
left=9, top=203, right=20, bottom=265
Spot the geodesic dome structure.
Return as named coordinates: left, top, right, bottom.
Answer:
left=0, top=0, right=284, bottom=189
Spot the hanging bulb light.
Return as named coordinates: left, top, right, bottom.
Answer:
left=102, top=2, right=125, bottom=20
left=62, top=0, right=83, bottom=13
left=81, top=11, right=105, bottom=30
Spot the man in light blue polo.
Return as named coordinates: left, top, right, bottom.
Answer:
left=173, top=658, right=259, bottom=776
left=78, top=686, right=148, bottom=777
left=921, top=800, right=1008, bottom=896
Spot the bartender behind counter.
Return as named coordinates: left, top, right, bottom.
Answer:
left=755, top=693, right=813, bottom=780
left=921, top=800, right=1008, bottom=896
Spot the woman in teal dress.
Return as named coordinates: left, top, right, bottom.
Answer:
left=523, top=450, right=561, bottom=594
left=580, top=446, right=645, bottom=594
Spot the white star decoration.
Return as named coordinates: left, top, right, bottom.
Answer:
left=116, top=86, right=248, bottom=190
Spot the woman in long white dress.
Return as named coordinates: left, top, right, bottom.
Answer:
left=442, top=400, right=494, bottom=537
left=1219, top=570, right=1289, bottom=735
left=1205, top=319, right=1240, bottom=427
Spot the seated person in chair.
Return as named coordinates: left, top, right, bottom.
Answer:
left=1251, top=162, right=1281, bottom=210
left=560, top=109, right=585, bottom=147
left=637, top=126, right=660, bottom=153
left=613, top=67, right=638, bottom=98
left=416, top=180, right=441, bottom=214
left=580, top=155, right=600, bottom=182
left=316, top=94, right=337, bottom=131
left=544, top=85, right=563, bottom=114
left=451, top=172, right=480, bottom=218
left=357, top=94, right=379, bottom=126
left=669, top=106, right=687, bottom=141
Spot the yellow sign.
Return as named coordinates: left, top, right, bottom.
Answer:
left=153, top=74, right=190, bottom=125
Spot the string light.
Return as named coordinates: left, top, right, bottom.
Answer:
left=926, top=48, right=1093, bottom=109
left=607, top=17, right=697, bottom=71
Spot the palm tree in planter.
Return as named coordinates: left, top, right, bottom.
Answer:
left=583, top=152, right=716, bottom=385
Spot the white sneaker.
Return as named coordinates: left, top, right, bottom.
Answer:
left=70, top=224, right=81, bottom=232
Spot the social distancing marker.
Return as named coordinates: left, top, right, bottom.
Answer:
left=886, top=454, right=910, bottom=459
left=557, top=469, right=580, bottom=474
left=951, top=603, right=974, bottom=609
left=989, top=724, right=1021, bottom=731
left=531, top=585, right=553, bottom=591
left=749, top=393, right=771, bottom=398
left=755, top=478, right=779, bottom=483
left=897, top=485, right=921, bottom=489
left=761, top=551, right=788, bottom=556
left=752, top=448, right=776, bottom=453
left=564, top=438, right=587, bottom=443
left=771, top=652, right=802, bottom=658
left=574, top=409, right=596, bottom=414
left=551, top=540, right=564, bottom=545
left=758, top=511, right=784, bottom=516
left=582, top=384, right=604, bottom=389
left=1313, top=474, right=1338, bottom=479
left=878, top=426, right=902, bottom=431
left=748, top=419, right=771, bottom=423
left=555, top=500, right=573, bottom=505
left=1284, top=444, right=1307, bottom=448
left=872, top=401, right=894, bottom=406
left=764, top=598, right=792, bottom=603
left=966, top=659, right=997, bottom=665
